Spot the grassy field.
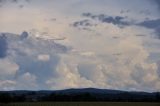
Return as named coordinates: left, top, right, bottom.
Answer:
left=0, top=102, right=160, bottom=106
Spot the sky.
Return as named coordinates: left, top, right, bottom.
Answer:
left=0, top=0, right=160, bottom=92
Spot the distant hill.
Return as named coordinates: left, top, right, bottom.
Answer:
left=0, top=88, right=160, bottom=102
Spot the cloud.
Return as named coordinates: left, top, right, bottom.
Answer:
left=20, top=31, right=29, bottom=40
left=73, top=19, right=94, bottom=27
left=120, top=9, right=130, bottom=14
left=72, top=19, right=97, bottom=31
left=0, top=72, right=38, bottom=90
left=11, top=0, right=18, bottom=3
left=0, top=80, right=16, bottom=90
left=72, top=12, right=134, bottom=31
left=46, top=34, right=160, bottom=91
left=138, top=19, right=160, bottom=29
left=139, top=9, right=151, bottom=15
left=154, top=0, right=160, bottom=10
left=16, top=72, right=38, bottom=90
left=0, top=58, right=19, bottom=79
left=0, top=0, right=4, bottom=3
left=155, top=26, right=160, bottom=38
left=37, top=54, right=50, bottom=62
left=82, top=13, right=131, bottom=28
left=0, top=31, right=68, bottom=90
left=0, top=0, right=29, bottom=3
left=80, top=52, right=95, bottom=57
left=0, top=0, right=160, bottom=91
left=138, top=19, right=160, bottom=38
left=0, top=0, right=29, bottom=8
left=46, top=60, right=95, bottom=90
left=0, top=34, right=8, bottom=58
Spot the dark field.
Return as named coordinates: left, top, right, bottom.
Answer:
left=0, top=102, right=160, bottom=106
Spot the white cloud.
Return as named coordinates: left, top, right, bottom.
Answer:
left=0, top=80, right=16, bottom=91
left=80, top=51, right=95, bottom=57
left=46, top=60, right=95, bottom=90
left=0, top=58, right=19, bottom=78
left=37, top=54, right=50, bottom=62
left=46, top=23, right=160, bottom=91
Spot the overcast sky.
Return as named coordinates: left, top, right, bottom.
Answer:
left=0, top=0, right=160, bottom=92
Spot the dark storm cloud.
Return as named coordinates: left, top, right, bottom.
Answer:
left=72, top=19, right=97, bottom=31
left=82, top=13, right=131, bottom=27
left=138, top=19, right=160, bottom=29
left=138, top=19, right=160, bottom=38
left=72, top=12, right=133, bottom=30
left=0, top=34, right=8, bottom=58
left=73, top=19, right=94, bottom=27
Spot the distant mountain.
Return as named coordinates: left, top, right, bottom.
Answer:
left=0, top=88, right=160, bottom=102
